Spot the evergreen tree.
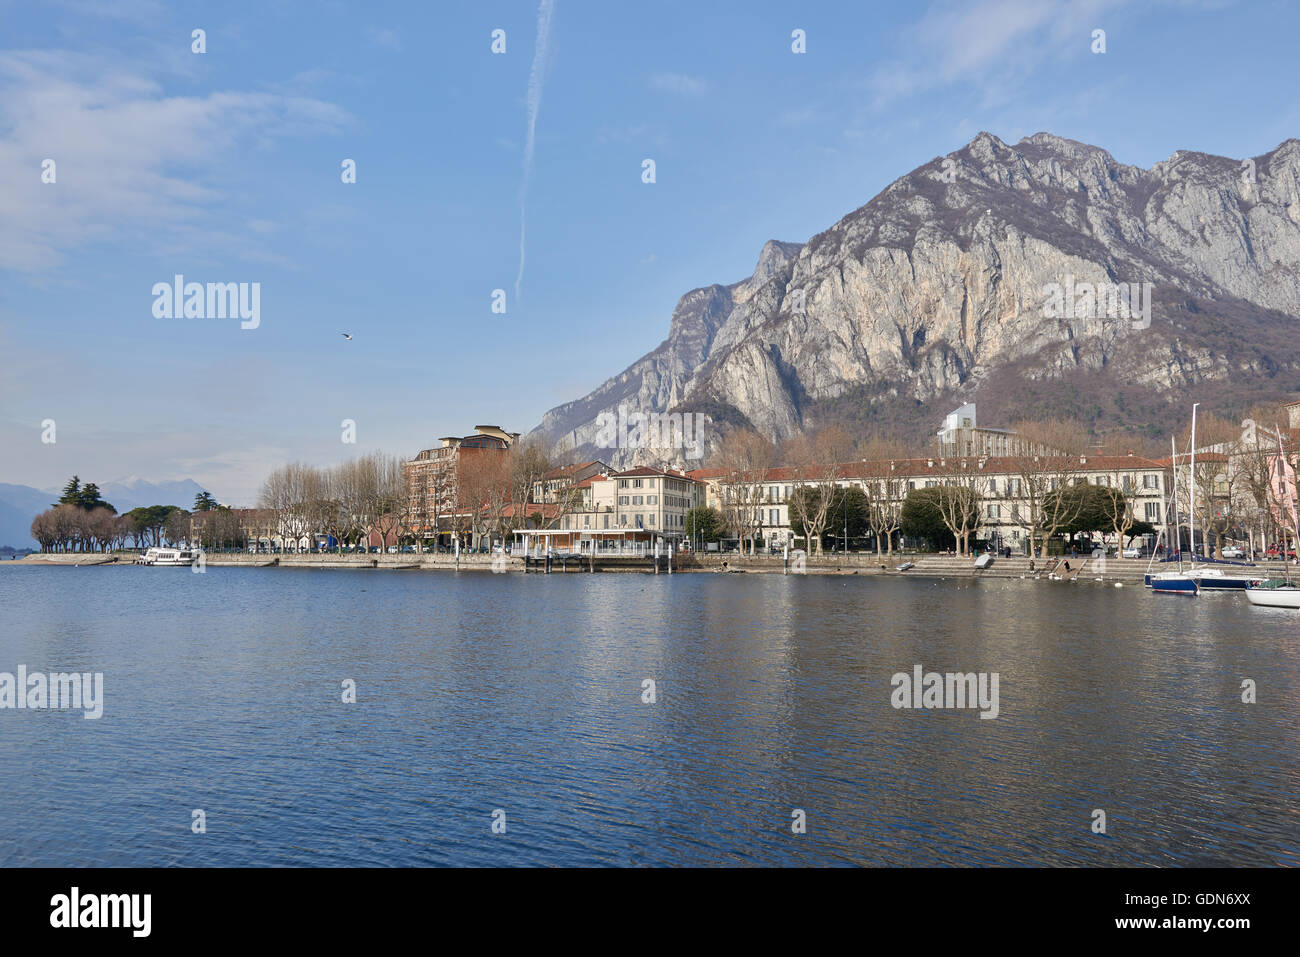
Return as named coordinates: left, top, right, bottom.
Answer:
left=56, top=476, right=81, bottom=507
left=685, top=506, right=723, bottom=544
left=77, top=483, right=115, bottom=514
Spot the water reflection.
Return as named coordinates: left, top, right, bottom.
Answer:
left=0, top=567, right=1295, bottom=866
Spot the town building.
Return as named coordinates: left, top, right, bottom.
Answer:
left=681, top=454, right=1173, bottom=555
left=532, top=460, right=612, bottom=504
left=405, top=425, right=520, bottom=544
left=514, top=467, right=702, bottom=553
left=936, top=403, right=1025, bottom=457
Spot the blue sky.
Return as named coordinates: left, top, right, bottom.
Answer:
left=1, top=0, right=1296, bottom=504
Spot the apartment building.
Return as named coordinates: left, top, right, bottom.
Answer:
left=532, top=460, right=611, bottom=504
left=936, top=403, right=1027, bottom=457
left=685, top=454, right=1171, bottom=553
left=551, top=467, right=701, bottom=538
left=405, top=425, right=520, bottom=539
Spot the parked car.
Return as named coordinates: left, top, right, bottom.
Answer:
left=1122, top=546, right=1141, bottom=559
left=1220, top=545, right=1246, bottom=559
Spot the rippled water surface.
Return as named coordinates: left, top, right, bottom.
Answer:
left=0, top=565, right=1296, bottom=866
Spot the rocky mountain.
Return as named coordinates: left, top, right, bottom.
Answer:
left=530, top=132, right=1300, bottom=465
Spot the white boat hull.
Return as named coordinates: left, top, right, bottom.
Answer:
left=1245, top=587, right=1300, bottom=609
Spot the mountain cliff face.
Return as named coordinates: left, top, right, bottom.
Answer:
left=531, top=132, right=1300, bottom=466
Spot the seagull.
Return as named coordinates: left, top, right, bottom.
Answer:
left=341, top=333, right=353, bottom=340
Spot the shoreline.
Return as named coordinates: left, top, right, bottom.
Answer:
left=4, top=551, right=1173, bottom=581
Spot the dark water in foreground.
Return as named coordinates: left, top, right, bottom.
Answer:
left=0, top=565, right=1296, bottom=867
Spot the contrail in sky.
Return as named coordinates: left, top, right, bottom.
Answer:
left=516, top=0, right=556, bottom=301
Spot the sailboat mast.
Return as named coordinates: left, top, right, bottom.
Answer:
left=1277, top=423, right=1297, bottom=585
left=1190, top=403, right=1199, bottom=561
left=1171, top=434, right=1180, bottom=570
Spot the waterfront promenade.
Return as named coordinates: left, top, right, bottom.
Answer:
left=11, top=550, right=1164, bottom=582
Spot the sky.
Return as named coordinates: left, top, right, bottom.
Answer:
left=1, top=0, right=1297, bottom=505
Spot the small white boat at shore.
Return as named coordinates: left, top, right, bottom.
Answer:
left=137, top=546, right=201, bottom=566
left=1244, top=580, right=1300, bottom=609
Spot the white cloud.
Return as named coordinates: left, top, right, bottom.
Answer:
left=0, top=50, right=351, bottom=272
left=866, top=0, right=1124, bottom=108
left=367, top=27, right=403, bottom=51
left=649, top=72, right=707, bottom=96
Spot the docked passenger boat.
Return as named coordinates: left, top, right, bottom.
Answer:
left=137, top=546, right=201, bottom=566
left=1244, top=580, right=1300, bottom=609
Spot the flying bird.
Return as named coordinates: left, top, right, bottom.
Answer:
left=341, top=333, right=352, bottom=340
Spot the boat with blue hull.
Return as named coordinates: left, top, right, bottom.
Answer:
left=1149, top=576, right=1199, bottom=595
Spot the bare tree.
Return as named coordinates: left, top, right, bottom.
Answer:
left=356, top=452, right=405, bottom=551
left=164, top=508, right=191, bottom=546
left=1011, top=419, right=1090, bottom=558
left=786, top=427, right=850, bottom=554
left=508, top=440, right=552, bottom=534
left=717, top=428, right=775, bottom=557
left=933, top=456, right=983, bottom=556
left=860, top=437, right=911, bottom=556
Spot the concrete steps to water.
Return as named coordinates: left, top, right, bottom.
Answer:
left=899, top=554, right=1151, bottom=582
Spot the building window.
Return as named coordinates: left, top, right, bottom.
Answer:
left=988, top=504, right=1001, bottom=519
left=1145, top=502, right=1161, bottom=522
left=1144, top=474, right=1159, bottom=489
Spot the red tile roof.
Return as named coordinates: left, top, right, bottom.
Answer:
left=541, top=460, right=606, bottom=480
left=692, top=455, right=1168, bottom=482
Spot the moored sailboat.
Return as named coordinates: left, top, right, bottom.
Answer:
left=1244, top=579, right=1300, bottom=608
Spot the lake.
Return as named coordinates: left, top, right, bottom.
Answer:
left=0, top=565, right=1296, bottom=866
